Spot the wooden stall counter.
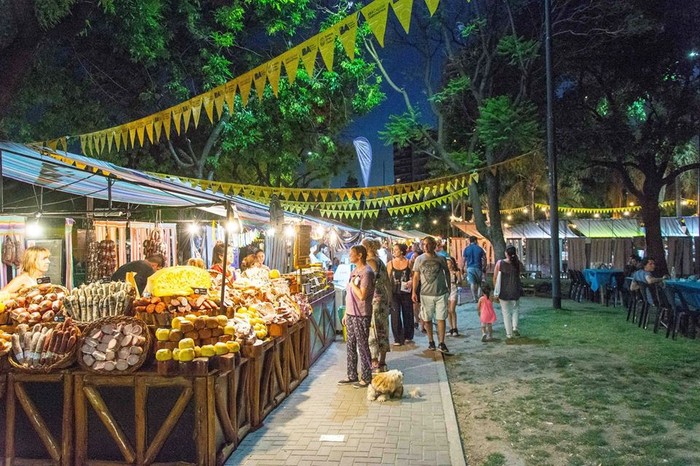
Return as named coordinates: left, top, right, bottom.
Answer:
left=72, top=360, right=251, bottom=466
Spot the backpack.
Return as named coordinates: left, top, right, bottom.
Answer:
left=2, top=235, right=16, bottom=267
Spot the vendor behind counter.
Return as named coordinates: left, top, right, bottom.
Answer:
left=111, top=254, right=165, bottom=294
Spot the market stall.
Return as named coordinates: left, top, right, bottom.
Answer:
left=0, top=260, right=327, bottom=465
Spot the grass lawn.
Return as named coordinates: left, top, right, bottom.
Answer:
left=445, top=297, right=700, bottom=466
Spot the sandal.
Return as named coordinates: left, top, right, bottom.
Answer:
left=353, top=380, right=370, bottom=389
left=337, top=378, right=358, bottom=385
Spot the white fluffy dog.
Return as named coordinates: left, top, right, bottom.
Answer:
left=367, top=369, right=404, bottom=402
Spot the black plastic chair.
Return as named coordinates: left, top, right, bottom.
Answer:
left=604, top=272, right=626, bottom=307
left=664, top=287, right=700, bottom=339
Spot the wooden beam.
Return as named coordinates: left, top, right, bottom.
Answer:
left=144, top=386, right=193, bottom=465
left=83, top=385, right=136, bottom=463
left=14, top=382, right=61, bottom=461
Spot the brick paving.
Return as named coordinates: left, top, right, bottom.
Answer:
left=226, top=321, right=467, bottom=466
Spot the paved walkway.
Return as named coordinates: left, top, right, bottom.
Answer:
left=226, top=319, right=467, bottom=465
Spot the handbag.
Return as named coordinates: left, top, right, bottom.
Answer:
left=494, top=270, right=502, bottom=298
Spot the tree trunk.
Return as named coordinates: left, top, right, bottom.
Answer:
left=485, top=171, right=506, bottom=263
left=640, top=197, right=667, bottom=276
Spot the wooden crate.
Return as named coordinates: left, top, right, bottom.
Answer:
left=73, top=368, right=236, bottom=466
left=3, top=371, right=73, bottom=466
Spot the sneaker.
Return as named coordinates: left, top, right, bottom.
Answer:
left=406, top=339, right=414, bottom=344
left=392, top=342, right=403, bottom=346
left=481, top=334, right=487, bottom=342
left=337, top=378, right=358, bottom=385
left=438, top=342, right=450, bottom=353
left=513, top=330, right=521, bottom=337
left=352, top=380, right=369, bottom=389
left=428, top=341, right=436, bottom=351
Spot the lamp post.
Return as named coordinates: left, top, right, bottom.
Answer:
left=545, top=0, right=561, bottom=308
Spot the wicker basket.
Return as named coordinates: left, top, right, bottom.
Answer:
left=8, top=322, right=80, bottom=373
left=77, top=316, right=151, bottom=374
left=8, top=284, right=70, bottom=326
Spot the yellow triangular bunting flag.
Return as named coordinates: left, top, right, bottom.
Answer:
left=145, top=119, right=154, bottom=144
left=190, top=97, right=203, bottom=128
left=238, top=72, right=253, bottom=106
left=300, top=35, right=319, bottom=77
left=172, top=108, right=182, bottom=135
left=182, top=104, right=193, bottom=132
left=213, top=86, right=226, bottom=119
left=203, top=93, right=215, bottom=124
left=107, top=132, right=114, bottom=153
left=281, top=48, right=301, bottom=84
left=362, top=0, right=390, bottom=47
left=337, top=13, right=359, bottom=60
left=154, top=115, right=163, bottom=142
left=225, top=81, right=237, bottom=114
left=390, top=0, right=414, bottom=33
left=129, top=126, right=137, bottom=148
left=318, top=25, right=337, bottom=71
left=121, top=130, right=129, bottom=150
left=267, top=59, right=282, bottom=96
left=136, top=124, right=146, bottom=147
left=424, top=0, right=440, bottom=16
left=253, top=65, right=267, bottom=101
left=162, top=112, right=172, bottom=140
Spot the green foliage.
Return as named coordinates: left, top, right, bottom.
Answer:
left=626, top=97, right=648, bottom=124
left=34, top=0, right=78, bottom=29
left=476, top=96, right=539, bottom=153
left=430, top=76, right=470, bottom=105
left=496, top=34, right=539, bottom=65
left=378, top=112, right=430, bottom=147
left=596, top=98, right=610, bottom=117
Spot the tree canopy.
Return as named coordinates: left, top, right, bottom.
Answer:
left=0, top=0, right=384, bottom=186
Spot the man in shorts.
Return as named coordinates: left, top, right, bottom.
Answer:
left=412, top=236, right=451, bottom=353
left=462, top=236, right=485, bottom=302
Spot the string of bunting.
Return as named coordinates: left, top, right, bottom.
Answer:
left=36, top=0, right=455, bottom=155
left=500, top=199, right=698, bottom=216
left=154, top=169, right=481, bottom=205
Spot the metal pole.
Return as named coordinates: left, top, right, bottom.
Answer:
left=545, top=0, right=561, bottom=308
left=0, top=149, right=4, bottom=213
left=220, top=201, right=231, bottom=314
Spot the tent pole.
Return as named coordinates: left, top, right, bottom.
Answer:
left=219, top=201, right=231, bottom=314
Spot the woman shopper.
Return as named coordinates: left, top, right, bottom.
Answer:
left=362, top=237, right=392, bottom=373
left=2, top=246, right=51, bottom=295
left=387, top=243, right=414, bottom=345
left=493, top=245, right=523, bottom=339
left=338, top=245, right=375, bottom=388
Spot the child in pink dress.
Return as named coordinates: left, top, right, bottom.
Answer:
left=477, top=283, right=497, bottom=342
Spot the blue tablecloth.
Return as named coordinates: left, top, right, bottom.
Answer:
left=665, top=280, right=700, bottom=309
left=583, top=269, right=624, bottom=292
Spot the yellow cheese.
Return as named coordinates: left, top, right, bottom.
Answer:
left=155, top=349, right=172, bottom=361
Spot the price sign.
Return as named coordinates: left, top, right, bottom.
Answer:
left=193, top=288, right=208, bottom=295
left=101, top=277, right=112, bottom=284
left=53, top=314, right=65, bottom=322
left=37, top=276, right=51, bottom=285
